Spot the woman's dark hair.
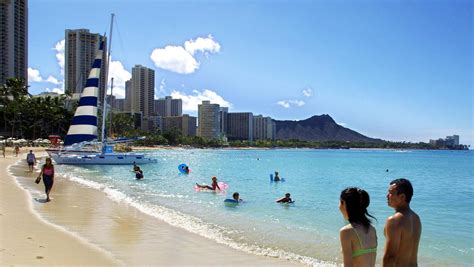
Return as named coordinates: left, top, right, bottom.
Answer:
left=340, top=187, right=376, bottom=232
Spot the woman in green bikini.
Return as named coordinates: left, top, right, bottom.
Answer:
left=339, top=187, right=377, bottom=267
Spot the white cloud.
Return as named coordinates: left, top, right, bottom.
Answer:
left=28, top=67, right=62, bottom=86
left=28, top=67, right=43, bottom=83
left=107, top=59, right=131, bottom=99
left=150, top=35, right=221, bottom=74
left=302, top=87, right=312, bottom=97
left=54, top=40, right=65, bottom=76
left=170, top=89, right=232, bottom=113
left=45, top=75, right=60, bottom=85
left=277, top=101, right=290, bottom=108
left=45, top=87, right=65, bottom=94
left=339, top=122, right=347, bottom=127
left=159, top=79, right=166, bottom=94
left=184, top=34, right=221, bottom=56
left=290, top=100, right=305, bottom=106
left=277, top=99, right=305, bottom=108
left=150, top=45, right=199, bottom=74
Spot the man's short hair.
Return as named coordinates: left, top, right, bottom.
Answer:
left=390, top=178, right=414, bottom=203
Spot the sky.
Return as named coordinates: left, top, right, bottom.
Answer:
left=27, top=0, right=473, bottom=146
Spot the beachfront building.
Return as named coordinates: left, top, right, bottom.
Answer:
left=162, top=115, right=197, bottom=136
left=154, top=96, right=182, bottom=117
left=0, top=0, right=28, bottom=86
left=253, top=115, right=275, bottom=140
left=65, top=29, right=107, bottom=100
left=445, top=135, right=460, bottom=147
left=130, top=65, right=155, bottom=131
left=430, top=135, right=461, bottom=148
left=123, top=79, right=132, bottom=112
left=114, top=98, right=125, bottom=111
left=197, top=101, right=220, bottom=139
left=226, top=112, right=254, bottom=141
left=219, top=107, right=228, bottom=136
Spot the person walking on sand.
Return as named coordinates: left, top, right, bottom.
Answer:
left=339, top=187, right=377, bottom=267
left=26, top=150, right=36, bottom=172
left=37, top=158, right=55, bottom=202
left=2, top=144, right=5, bottom=158
left=14, top=145, right=19, bottom=157
left=383, top=178, right=421, bottom=267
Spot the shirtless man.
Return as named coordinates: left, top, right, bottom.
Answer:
left=383, top=178, right=422, bottom=267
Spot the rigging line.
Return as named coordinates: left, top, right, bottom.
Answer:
left=114, top=17, right=130, bottom=71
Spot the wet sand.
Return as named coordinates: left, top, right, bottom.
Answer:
left=1, top=148, right=299, bottom=266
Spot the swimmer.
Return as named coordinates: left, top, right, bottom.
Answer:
left=196, top=176, right=221, bottom=191
left=133, top=161, right=139, bottom=172
left=232, top=192, right=243, bottom=202
left=184, top=165, right=190, bottom=174
left=274, top=171, right=281, bottom=182
left=276, top=193, right=294, bottom=203
left=135, top=166, right=144, bottom=179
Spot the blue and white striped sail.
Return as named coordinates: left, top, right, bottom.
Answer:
left=64, top=40, right=105, bottom=146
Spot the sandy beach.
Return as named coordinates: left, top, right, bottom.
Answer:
left=0, top=147, right=299, bottom=266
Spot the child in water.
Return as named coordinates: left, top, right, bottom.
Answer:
left=276, top=193, right=294, bottom=203
left=274, top=171, right=281, bottom=182
left=135, top=166, right=144, bottom=179
left=196, top=176, right=221, bottom=190
left=232, top=192, right=243, bottom=202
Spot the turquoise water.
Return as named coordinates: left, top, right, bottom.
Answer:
left=57, top=149, right=474, bottom=265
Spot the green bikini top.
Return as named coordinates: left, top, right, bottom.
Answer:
left=352, top=228, right=377, bottom=258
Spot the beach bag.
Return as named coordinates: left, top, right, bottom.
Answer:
left=35, top=176, right=41, bottom=184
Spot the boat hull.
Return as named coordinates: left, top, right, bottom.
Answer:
left=51, top=153, right=157, bottom=165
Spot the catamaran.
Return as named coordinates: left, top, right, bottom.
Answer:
left=50, top=14, right=157, bottom=165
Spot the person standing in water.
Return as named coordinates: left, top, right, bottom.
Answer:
left=37, top=158, right=55, bottom=202
left=339, top=187, right=377, bottom=267
left=276, top=193, right=294, bottom=203
left=26, top=150, right=36, bottom=172
left=274, top=171, right=281, bottom=181
left=383, top=178, right=421, bottom=267
left=134, top=166, right=144, bottom=180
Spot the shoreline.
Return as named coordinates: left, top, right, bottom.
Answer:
left=1, top=148, right=302, bottom=266
left=0, top=150, right=119, bottom=265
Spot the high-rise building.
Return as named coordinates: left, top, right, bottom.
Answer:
left=197, top=100, right=220, bottom=139
left=445, top=135, right=460, bottom=147
left=65, top=29, right=107, bottom=100
left=0, top=0, right=28, bottom=86
left=131, top=65, right=154, bottom=130
left=219, top=107, right=228, bottom=135
left=253, top=115, right=275, bottom=140
left=124, top=79, right=132, bottom=111
left=114, top=98, right=125, bottom=111
left=154, top=96, right=182, bottom=116
left=226, top=112, right=254, bottom=141
left=162, top=115, right=197, bottom=137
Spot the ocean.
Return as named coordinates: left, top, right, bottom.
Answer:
left=54, top=149, right=473, bottom=265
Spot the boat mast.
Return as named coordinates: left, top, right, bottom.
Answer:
left=101, top=13, right=114, bottom=144
left=109, top=77, right=114, bottom=138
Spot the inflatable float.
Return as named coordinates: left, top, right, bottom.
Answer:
left=194, top=182, right=228, bottom=192
left=270, top=174, right=285, bottom=182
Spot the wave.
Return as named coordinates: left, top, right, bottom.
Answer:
left=62, top=172, right=336, bottom=266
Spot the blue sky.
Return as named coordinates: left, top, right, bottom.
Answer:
left=28, top=0, right=473, bottom=146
